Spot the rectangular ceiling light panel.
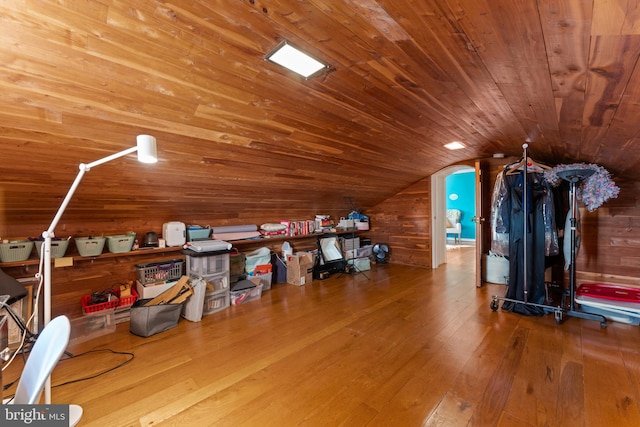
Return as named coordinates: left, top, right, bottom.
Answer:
left=266, top=42, right=328, bottom=79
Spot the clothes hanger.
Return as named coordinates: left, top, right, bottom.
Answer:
left=506, top=156, right=551, bottom=174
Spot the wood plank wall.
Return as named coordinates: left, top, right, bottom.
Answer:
left=2, top=174, right=639, bottom=321
left=367, top=178, right=432, bottom=268
left=576, top=179, right=640, bottom=287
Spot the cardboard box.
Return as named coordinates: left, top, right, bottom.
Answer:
left=287, top=252, right=315, bottom=286
left=135, top=280, right=176, bottom=299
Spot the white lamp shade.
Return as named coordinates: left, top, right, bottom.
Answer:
left=137, top=135, right=158, bottom=163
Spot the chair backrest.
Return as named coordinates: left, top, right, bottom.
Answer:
left=12, top=315, right=71, bottom=404
left=446, top=209, right=461, bottom=225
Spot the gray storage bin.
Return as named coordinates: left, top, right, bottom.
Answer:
left=129, top=299, right=183, bottom=337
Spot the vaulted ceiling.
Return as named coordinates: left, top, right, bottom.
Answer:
left=2, top=1, right=639, bottom=229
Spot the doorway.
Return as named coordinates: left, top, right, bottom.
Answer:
left=431, top=164, right=475, bottom=269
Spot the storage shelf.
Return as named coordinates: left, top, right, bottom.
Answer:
left=0, top=246, right=183, bottom=268
left=0, top=230, right=364, bottom=268
left=229, top=229, right=360, bottom=246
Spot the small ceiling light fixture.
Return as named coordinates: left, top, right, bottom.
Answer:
left=265, top=41, right=329, bottom=79
left=444, top=141, right=465, bottom=150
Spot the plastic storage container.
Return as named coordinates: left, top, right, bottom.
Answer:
left=186, top=253, right=229, bottom=276
left=203, top=290, right=230, bottom=315
left=0, top=240, right=34, bottom=262
left=203, top=273, right=229, bottom=293
left=106, top=235, right=135, bottom=253
left=230, top=283, right=263, bottom=305
left=251, top=272, right=272, bottom=291
left=69, top=310, right=116, bottom=345
left=75, top=237, right=106, bottom=257
left=35, top=239, right=70, bottom=259
left=187, top=227, right=211, bottom=241
left=135, top=259, right=185, bottom=285
left=81, top=288, right=138, bottom=314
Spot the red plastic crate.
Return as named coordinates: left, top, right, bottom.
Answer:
left=81, top=288, right=139, bottom=314
left=118, top=288, right=138, bottom=308
left=81, top=294, right=119, bottom=314
left=577, top=283, right=640, bottom=304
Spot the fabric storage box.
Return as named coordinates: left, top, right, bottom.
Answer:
left=0, top=240, right=34, bottom=262
left=230, top=283, right=263, bottom=305
left=106, top=235, right=135, bottom=253
left=75, top=236, right=106, bottom=257
left=203, top=290, right=230, bottom=315
left=186, top=253, right=229, bottom=276
left=34, top=239, right=70, bottom=259
left=136, top=259, right=184, bottom=285
left=130, top=299, right=183, bottom=337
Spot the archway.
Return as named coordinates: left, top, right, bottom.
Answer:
left=431, top=164, right=475, bottom=268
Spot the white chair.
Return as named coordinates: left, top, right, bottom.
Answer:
left=446, top=209, right=462, bottom=244
left=4, top=315, right=83, bottom=426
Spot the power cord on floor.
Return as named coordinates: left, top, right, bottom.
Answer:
left=2, top=348, right=135, bottom=397
left=54, top=348, right=135, bottom=388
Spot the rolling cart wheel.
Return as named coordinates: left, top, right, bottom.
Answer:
left=554, top=310, right=563, bottom=324
left=490, top=299, right=499, bottom=311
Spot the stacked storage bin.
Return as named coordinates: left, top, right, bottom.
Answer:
left=186, top=251, right=230, bottom=316
left=342, top=236, right=360, bottom=260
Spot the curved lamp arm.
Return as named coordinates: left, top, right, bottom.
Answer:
left=40, top=134, right=156, bottom=404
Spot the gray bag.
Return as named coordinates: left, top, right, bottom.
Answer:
left=129, top=299, right=183, bottom=337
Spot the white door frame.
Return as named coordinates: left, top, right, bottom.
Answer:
left=431, top=165, right=475, bottom=268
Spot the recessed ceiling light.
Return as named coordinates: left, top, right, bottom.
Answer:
left=265, top=41, right=328, bottom=79
left=444, top=141, right=465, bottom=150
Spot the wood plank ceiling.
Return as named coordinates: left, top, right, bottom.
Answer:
left=1, top=0, right=640, bottom=231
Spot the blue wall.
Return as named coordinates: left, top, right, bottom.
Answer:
left=446, top=171, right=476, bottom=240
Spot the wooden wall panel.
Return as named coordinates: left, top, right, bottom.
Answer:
left=577, top=179, right=640, bottom=286
left=367, top=178, right=431, bottom=268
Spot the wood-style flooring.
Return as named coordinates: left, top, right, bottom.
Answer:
left=4, top=246, right=640, bottom=426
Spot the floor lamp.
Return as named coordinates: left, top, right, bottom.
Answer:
left=40, top=134, right=158, bottom=404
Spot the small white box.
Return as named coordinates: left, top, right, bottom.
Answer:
left=135, top=280, right=176, bottom=299
left=357, top=245, right=373, bottom=258
left=163, top=222, right=186, bottom=247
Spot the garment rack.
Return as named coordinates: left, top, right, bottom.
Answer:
left=554, top=168, right=606, bottom=327
left=490, top=144, right=606, bottom=327
left=490, top=144, right=606, bottom=324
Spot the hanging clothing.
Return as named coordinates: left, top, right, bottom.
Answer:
left=497, top=170, right=556, bottom=316
left=490, top=170, right=510, bottom=257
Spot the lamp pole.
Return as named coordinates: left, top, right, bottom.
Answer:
left=40, top=135, right=157, bottom=404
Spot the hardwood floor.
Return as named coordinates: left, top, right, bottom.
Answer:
left=4, top=247, right=640, bottom=426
